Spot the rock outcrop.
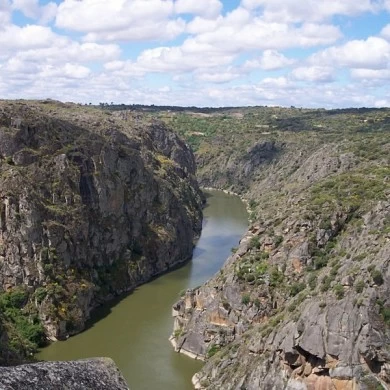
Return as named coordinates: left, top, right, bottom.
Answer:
left=0, top=358, right=129, bottom=390
left=0, top=100, right=203, bottom=357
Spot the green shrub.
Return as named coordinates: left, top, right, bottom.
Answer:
left=241, top=294, right=251, bottom=305
left=288, top=302, right=297, bottom=312
left=333, top=284, right=344, bottom=300
left=207, top=344, right=220, bottom=358
left=308, top=274, right=317, bottom=290
left=249, top=236, right=260, bottom=249
left=269, top=314, right=283, bottom=327
left=246, top=274, right=255, bottom=283
left=270, top=268, right=284, bottom=287
left=319, top=220, right=332, bottom=230
left=321, top=276, right=332, bottom=292
left=352, top=253, right=367, bottom=261
left=174, top=329, right=182, bottom=338
left=274, top=236, right=283, bottom=247
left=380, top=307, right=390, bottom=325
left=330, top=264, right=341, bottom=277
left=370, top=269, right=384, bottom=285
left=0, top=288, right=28, bottom=309
left=355, top=280, right=365, bottom=293
left=34, top=287, right=47, bottom=304
left=249, top=198, right=259, bottom=209
left=314, top=255, right=329, bottom=269
left=255, top=262, right=268, bottom=275
left=262, top=251, right=270, bottom=260
left=290, top=282, right=306, bottom=297
left=0, top=289, right=45, bottom=352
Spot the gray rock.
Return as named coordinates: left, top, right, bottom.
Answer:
left=0, top=358, right=129, bottom=390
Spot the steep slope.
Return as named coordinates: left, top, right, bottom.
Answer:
left=0, top=100, right=203, bottom=360
left=162, top=107, right=390, bottom=389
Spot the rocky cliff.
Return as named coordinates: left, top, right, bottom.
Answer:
left=0, top=100, right=203, bottom=360
left=0, top=358, right=128, bottom=390
left=165, top=107, right=390, bottom=389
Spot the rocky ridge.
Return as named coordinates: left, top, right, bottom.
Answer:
left=0, top=100, right=203, bottom=360
left=165, top=107, right=390, bottom=389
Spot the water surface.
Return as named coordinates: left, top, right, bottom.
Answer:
left=37, top=190, right=248, bottom=390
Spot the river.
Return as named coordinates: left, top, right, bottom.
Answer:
left=36, top=190, right=248, bottom=390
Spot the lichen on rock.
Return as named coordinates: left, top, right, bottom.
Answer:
left=0, top=358, right=129, bottom=390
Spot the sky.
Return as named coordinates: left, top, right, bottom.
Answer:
left=0, top=0, right=390, bottom=108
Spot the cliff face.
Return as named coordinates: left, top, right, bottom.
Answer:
left=0, top=100, right=203, bottom=358
left=166, top=107, right=390, bottom=389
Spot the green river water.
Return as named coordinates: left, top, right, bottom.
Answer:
left=36, top=190, right=248, bottom=390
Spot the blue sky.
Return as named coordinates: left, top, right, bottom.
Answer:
left=1, top=0, right=390, bottom=108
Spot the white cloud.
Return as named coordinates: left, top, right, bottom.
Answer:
left=0, top=0, right=12, bottom=26
left=351, top=68, right=390, bottom=80
left=102, top=60, right=145, bottom=77
left=291, top=66, right=335, bottom=82
left=104, top=61, right=127, bottom=72
left=0, top=24, right=121, bottom=63
left=175, top=0, right=222, bottom=19
left=310, top=37, right=390, bottom=70
left=84, top=19, right=185, bottom=42
left=241, top=0, right=379, bottom=22
left=195, top=68, right=242, bottom=83
left=56, top=0, right=185, bottom=42
left=18, top=42, right=121, bottom=65
left=12, top=0, right=57, bottom=24
left=260, top=76, right=291, bottom=88
left=183, top=16, right=341, bottom=55
left=0, top=24, right=60, bottom=52
left=381, top=24, right=390, bottom=40
left=102, top=45, right=236, bottom=78
left=57, top=0, right=172, bottom=33
left=1, top=57, right=39, bottom=74
left=244, top=50, right=295, bottom=70
left=134, top=45, right=235, bottom=73
left=186, top=16, right=223, bottom=34
left=41, top=63, right=91, bottom=79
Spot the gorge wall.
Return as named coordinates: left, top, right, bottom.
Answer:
left=163, top=107, right=390, bottom=389
left=0, top=100, right=203, bottom=361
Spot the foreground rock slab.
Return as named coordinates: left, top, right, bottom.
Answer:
left=0, top=358, right=129, bottom=390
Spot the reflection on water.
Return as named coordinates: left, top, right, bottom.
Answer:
left=36, top=190, right=248, bottom=390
